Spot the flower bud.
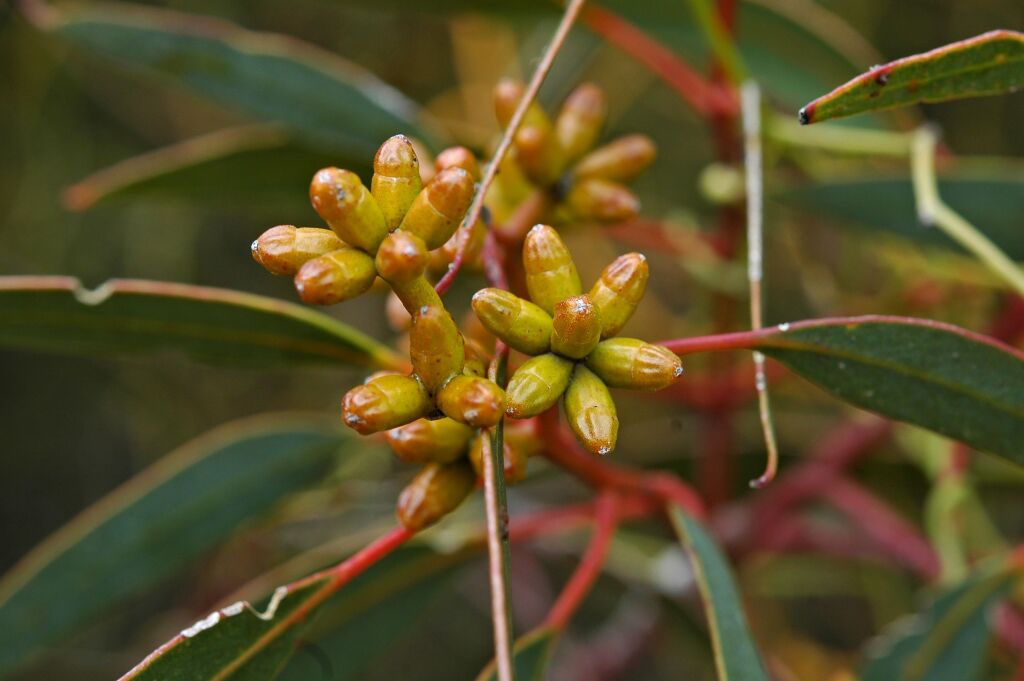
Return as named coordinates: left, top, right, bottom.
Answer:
left=551, top=295, right=602, bottom=359
left=435, top=146, right=480, bottom=180
left=698, top=162, right=745, bottom=205
left=462, top=337, right=492, bottom=378
left=494, top=78, right=551, bottom=132
left=410, top=305, right=465, bottom=393
left=390, top=276, right=444, bottom=318
left=573, top=134, right=656, bottom=183
left=436, top=375, right=506, bottom=428
left=398, top=167, right=475, bottom=250
left=589, top=252, right=648, bottom=338
left=506, top=419, right=543, bottom=459
left=294, top=248, right=377, bottom=305
left=431, top=217, right=485, bottom=276
left=514, top=125, right=558, bottom=186
left=566, top=178, right=640, bottom=223
left=505, top=353, right=573, bottom=418
left=396, top=461, right=476, bottom=530
left=585, top=338, right=683, bottom=390
left=310, top=167, right=389, bottom=253
left=523, top=224, right=581, bottom=314
left=471, top=288, right=553, bottom=356
left=468, top=433, right=528, bottom=485
left=386, top=417, right=474, bottom=464
left=341, top=373, right=432, bottom=434
left=555, top=83, right=606, bottom=167
left=251, top=225, right=344, bottom=276
left=375, top=231, right=428, bottom=284
left=372, top=134, right=423, bottom=230
left=564, top=365, right=618, bottom=455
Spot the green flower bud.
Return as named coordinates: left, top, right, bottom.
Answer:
left=294, top=248, right=377, bottom=305
left=505, top=353, right=574, bottom=418
left=341, top=373, right=431, bottom=434
left=386, top=417, right=474, bottom=464
left=251, top=225, right=345, bottom=276
left=410, top=305, right=465, bottom=394
left=523, top=224, right=581, bottom=314
left=588, top=252, right=648, bottom=338
left=372, top=135, right=423, bottom=230
left=436, top=375, right=506, bottom=428
left=564, top=365, right=618, bottom=455
left=396, top=460, right=476, bottom=530
left=309, top=167, right=389, bottom=254
left=471, top=288, right=553, bottom=356
left=399, top=167, right=475, bottom=250
left=573, top=134, right=656, bottom=183
left=585, top=338, right=683, bottom=390
left=550, top=294, right=602, bottom=359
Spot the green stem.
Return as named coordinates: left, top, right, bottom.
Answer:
left=767, top=113, right=912, bottom=157
left=683, top=0, right=747, bottom=85
left=911, top=126, right=1024, bottom=296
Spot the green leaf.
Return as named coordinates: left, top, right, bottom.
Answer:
left=63, top=125, right=354, bottom=212
left=861, top=565, right=1018, bottom=681
left=799, top=30, right=1024, bottom=124
left=28, top=1, right=446, bottom=154
left=755, top=317, right=1024, bottom=466
left=0, top=276, right=402, bottom=370
left=668, top=507, right=769, bottom=681
left=475, top=627, right=559, bottom=681
left=0, top=414, right=352, bottom=678
left=773, top=164, right=1024, bottom=259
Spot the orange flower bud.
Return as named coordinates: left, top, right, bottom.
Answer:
left=588, top=252, right=648, bottom=338
left=573, top=134, right=656, bottom=183
left=294, top=248, right=377, bottom=305
left=523, top=225, right=581, bottom=314
left=435, top=146, right=480, bottom=180
left=555, top=83, right=606, bottom=167
left=371, top=134, right=423, bottom=230
left=436, top=375, right=506, bottom=428
left=493, top=78, right=551, bottom=132
left=309, top=167, right=389, bottom=253
left=564, top=365, right=618, bottom=455
left=399, top=167, right=475, bottom=250
left=341, top=373, right=432, bottom=434
left=410, top=305, right=465, bottom=393
left=386, top=417, right=474, bottom=464
left=251, top=225, right=345, bottom=276
left=396, top=461, right=476, bottom=530
left=566, top=178, right=640, bottom=223
left=375, top=231, right=428, bottom=285
left=514, top=125, right=558, bottom=185
left=551, top=295, right=602, bottom=359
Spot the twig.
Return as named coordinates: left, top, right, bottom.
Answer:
left=911, top=125, right=1024, bottom=296
left=741, top=82, right=779, bottom=489
left=435, top=0, right=588, bottom=296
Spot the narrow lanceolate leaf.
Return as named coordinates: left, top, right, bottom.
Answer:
left=668, top=507, right=769, bottom=681
left=0, top=277, right=403, bottom=370
left=475, top=627, right=559, bottom=681
left=799, top=30, right=1024, bottom=124
left=861, top=563, right=1019, bottom=681
left=26, top=0, right=446, bottom=153
left=0, top=414, right=351, bottom=678
left=753, top=317, right=1024, bottom=466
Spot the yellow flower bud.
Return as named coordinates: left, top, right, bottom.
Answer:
left=505, top=353, right=574, bottom=418
left=385, top=417, right=474, bottom=464
left=468, top=433, right=528, bottom=485
left=555, top=83, right=606, bottom=167
left=396, top=460, right=476, bottom=530
left=341, top=373, right=431, bottom=434
left=309, top=167, right=389, bottom=254
left=564, top=365, right=618, bottom=455
left=436, top=375, right=506, bottom=428
left=371, top=134, right=423, bottom=230
left=573, top=134, right=656, bottom=183
left=398, top=167, right=475, bottom=250
left=494, top=78, right=551, bottom=132
left=566, top=178, right=640, bottom=223
left=375, top=231, right=428, bottom=285
left=523, top=224, right=581, bottom=314
left=550, top=295, right=602, bottom=359
left=588, top=252, right=648, bottom=338
left=585, top=338, right=683, bottom=390
left=471, top=288, right=553, bottom=356
left=410, top=305, right=465, bottom=393
left=435, top=146, right=480, bottom=180
left=251, top=225, right=345, bottom=276
left=294, top=248, right=377, bottom=305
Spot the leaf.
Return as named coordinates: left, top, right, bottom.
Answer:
left=0, top=414, right=352, bottom=678
left=861, top=565, right=1018, bottom=681
left=755, top=316, right=1024, bottom=466
left=799, top=30, right=1024, bottom=124
left=773, top=163, right=1024, bottom=259
left=27, top=0, right=446, bottom=154
left=668, top=507, right=769, bottom=681
left=0, top=276, right=402, bottom=370
left=63, top=125, right=354, bottom=212
left=475, top=627, right=559, bottom=681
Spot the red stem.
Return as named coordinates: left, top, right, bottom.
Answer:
left=288, top=525, right=413, bottom=593
left=545, top=491, right=621, bottom=629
